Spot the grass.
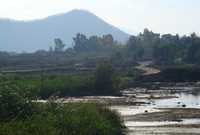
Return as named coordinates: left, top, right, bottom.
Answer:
left=0, top=72, right=122, bottom=99
left=0, top=74, right=125, bottom=135
left=0, top=103, right=125, bottom=135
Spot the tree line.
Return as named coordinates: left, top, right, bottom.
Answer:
left=0, top=29, right=200, bottom=69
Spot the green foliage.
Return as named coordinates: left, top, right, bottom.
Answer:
left=126, top=35, right=144, bottom=61
left=153, top=43, right=180, bottom=65
left=39, top=75, right=96, bottom=98
left=140, top=65, right=200, bottom=82
left=0, top=80, right=124, bottom=135
left=1, top=30, right=200, bottom=70
left=161, top=65, right=200, bottom=81
left=0, top=103, right=124, bottom=135
left=94, top=63, right=118, bottom=95
left=54, top=38, right=66, bottom=52
left=0, top=72, right=122, bottom=99
left=73, top=33, right=116, bottom=54
left=0, top=84, right=34, bottom=121
left=152, top=33, right=200, bottom=66
left=186, top=35, right=200, bottom=64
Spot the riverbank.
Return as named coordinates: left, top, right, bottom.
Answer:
left=113, top=85, right=200, bottom=135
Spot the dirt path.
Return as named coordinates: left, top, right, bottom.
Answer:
left=136, top=61, right=160, bottom=75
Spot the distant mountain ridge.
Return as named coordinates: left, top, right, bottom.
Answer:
left=0, top=9, right=129, bottom=52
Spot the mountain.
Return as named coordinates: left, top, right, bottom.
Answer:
left=0, top=9, right=129, bottom=52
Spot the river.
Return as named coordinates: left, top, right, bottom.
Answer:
left=37, top=83, right=200, bottom=134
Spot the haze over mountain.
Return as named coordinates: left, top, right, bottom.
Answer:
left=0, top=9, right=129, bottom=52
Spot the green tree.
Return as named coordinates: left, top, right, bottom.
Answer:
left=0, top=85, right=33, bottom=121
left=102, top=34, right=114, bottom=46
left=94, top=63, right=116, bottom=95
left=153, top=44, right=179, bottom=65
left=126, top=36, right=144, bottom=61
left=138, top=28, right=160, bottom=58
left=73, top=33, right=89, bottom=52
left=187, top=37, right=200, bottom=64
left=54, top=38, right=65, bottom=52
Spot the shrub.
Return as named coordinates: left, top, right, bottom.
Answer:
left=0, top=84, right=34, bottom=121
left=0, top=103, right=125, bottom=135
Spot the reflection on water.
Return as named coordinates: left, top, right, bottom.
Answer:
left=151, top=93, right=200, bottom=108
left=111, top=91, right=200, bottom=134
left=110, top=106, right=160, bottom=116
left=111, top=92, right=200, bottom=117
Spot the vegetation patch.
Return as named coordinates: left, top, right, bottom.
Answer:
left=0, top=85, right=125, bottom=135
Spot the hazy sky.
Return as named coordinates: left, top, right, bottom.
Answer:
left=0, top=0, right=200, bottom=35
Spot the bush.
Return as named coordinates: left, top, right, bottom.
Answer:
left=0, top=74, right=125, bottom=135
left=0, top=72, right=121, bottom=99
left=94, top=63, right=118, bottom=95
left=0, top=103, right=125, bottom=135
left=0, top=84, right=34, bottom=121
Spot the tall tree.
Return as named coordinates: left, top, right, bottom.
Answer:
left=54, top=38, right=65, bottom=52
left=73, top=33, right=89, bottom=52
left=95, top=63, right=115, bottom=94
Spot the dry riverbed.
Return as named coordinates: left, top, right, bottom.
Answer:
left=125, top=108, right=200, bottom=122
left=112, top=106, right=200, bottom=135
left=119, top=62, right=200, bottom=134
left=111, top=86, right=200, bottom=135
left=37, top=84, right=200, bottom=135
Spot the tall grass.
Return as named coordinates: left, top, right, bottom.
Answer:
left=0, top=74, right=125, bottom=135
left=0, top=74, right=121, bottom=99
left=0, top=103, right=125, bottom=135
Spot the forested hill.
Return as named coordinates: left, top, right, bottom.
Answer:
left=0, top=9, right=129, bottom=52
